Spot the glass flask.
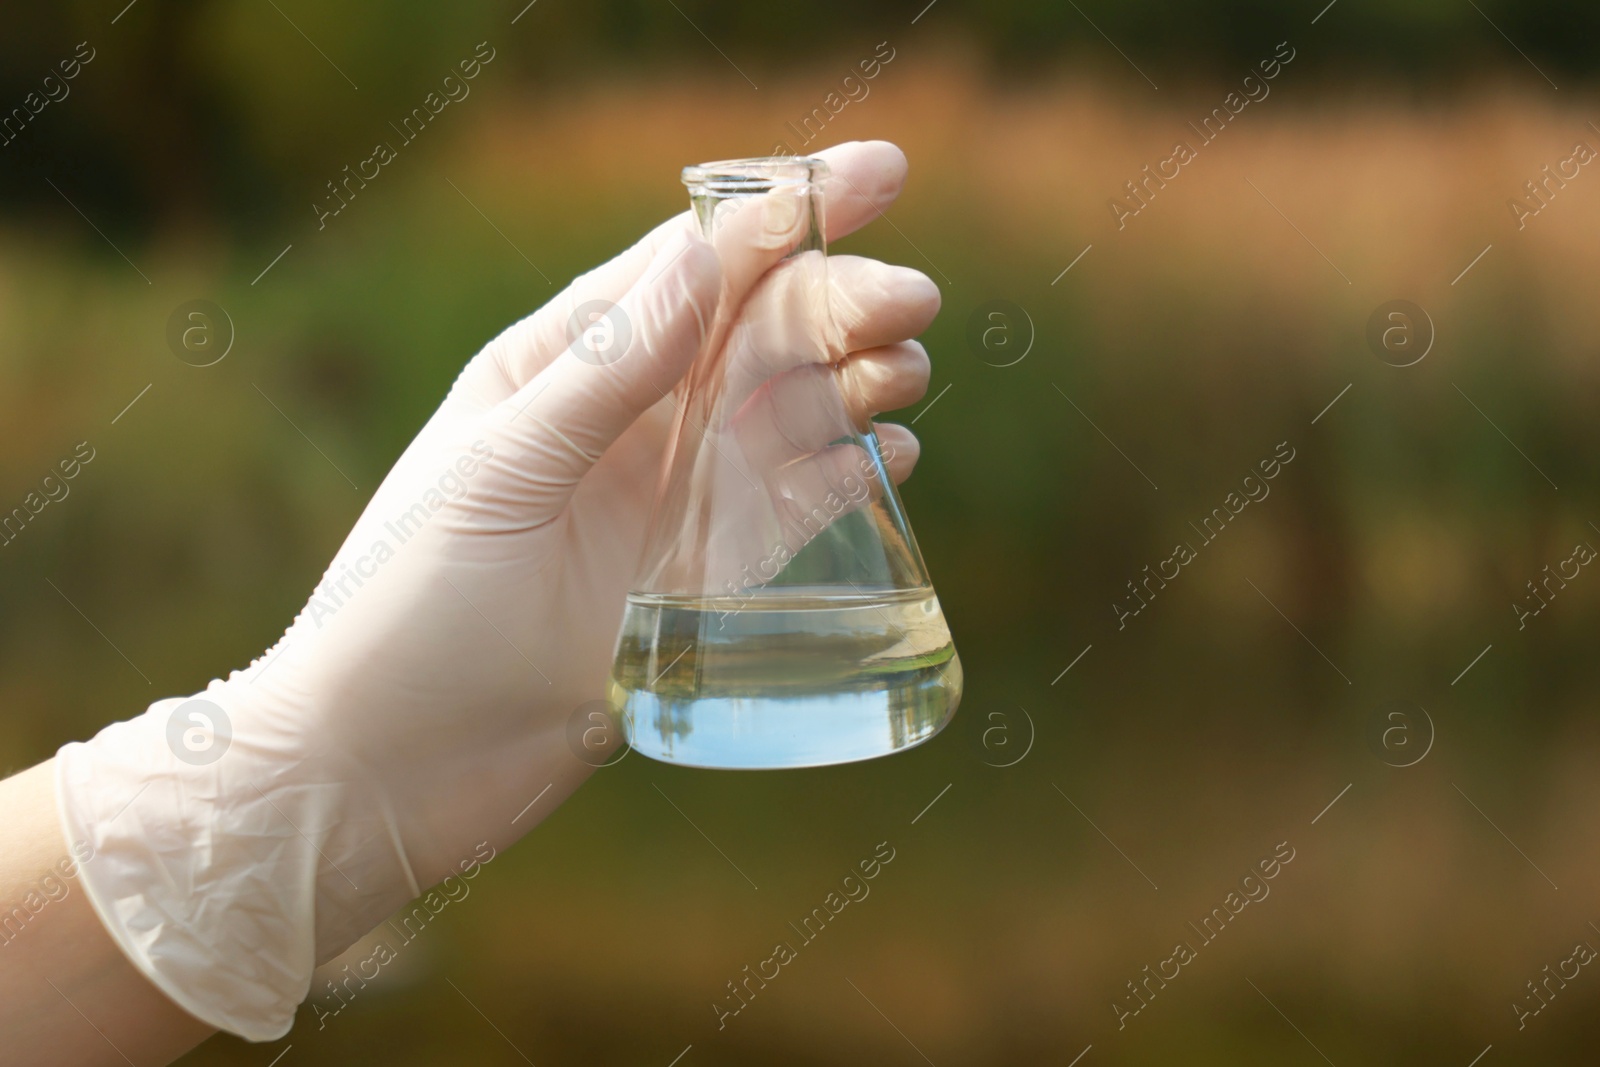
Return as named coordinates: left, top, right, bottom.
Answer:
left=608, top=156, right=961, bottom=769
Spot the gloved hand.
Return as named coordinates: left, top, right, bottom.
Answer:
left=53, top=140, right=940, bottom=1041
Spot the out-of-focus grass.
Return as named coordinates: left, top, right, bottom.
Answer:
left=4, top=58, right=1600, bottom=1063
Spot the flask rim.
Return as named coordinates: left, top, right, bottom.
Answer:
left=682, top=156, right=829, bottom=195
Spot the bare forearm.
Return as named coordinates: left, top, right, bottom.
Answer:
left=0, top=760, right=214, bottom=1066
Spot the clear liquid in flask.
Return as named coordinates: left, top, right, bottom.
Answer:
left=610, top=585, right=960, bottom=769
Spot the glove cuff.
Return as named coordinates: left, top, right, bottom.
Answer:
left=55, top=683, right=418, bottom=1041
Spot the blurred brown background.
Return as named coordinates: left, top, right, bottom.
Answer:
left=3, top=1, right=1600, bottom=1063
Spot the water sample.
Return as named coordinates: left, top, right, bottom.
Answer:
left=608, top=157, right=961, bottom=769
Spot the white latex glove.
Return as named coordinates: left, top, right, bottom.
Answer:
left=53, top=140, right=939, bottom=1041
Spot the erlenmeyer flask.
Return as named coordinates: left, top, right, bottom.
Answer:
left=609, top=156, right=961, bottom=769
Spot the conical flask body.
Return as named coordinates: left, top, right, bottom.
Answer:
left=610, top=157, right=961, bottom=768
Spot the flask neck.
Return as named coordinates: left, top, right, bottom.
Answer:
left=682, top=156, right=828, bottom=258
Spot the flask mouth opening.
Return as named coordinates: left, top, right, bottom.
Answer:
left=682, top=156, right=829, bottom=195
